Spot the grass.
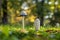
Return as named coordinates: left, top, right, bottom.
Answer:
left=0, top=24, right=60, bottom=32
left=0, top=24, right=60, bottom=40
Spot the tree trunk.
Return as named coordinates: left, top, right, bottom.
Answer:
left=2, top=0, right=8, bottom=24
left=0, top=0, right=2, bottom=23
left=36, top=0, right=44, bottom=26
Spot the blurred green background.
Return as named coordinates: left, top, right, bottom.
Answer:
left=0, top=0, right=60, bottom=26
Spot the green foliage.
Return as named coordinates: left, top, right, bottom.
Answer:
left=0, top=25, right=60, bottom=40
left=2, top=27, right=9, bottom=37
